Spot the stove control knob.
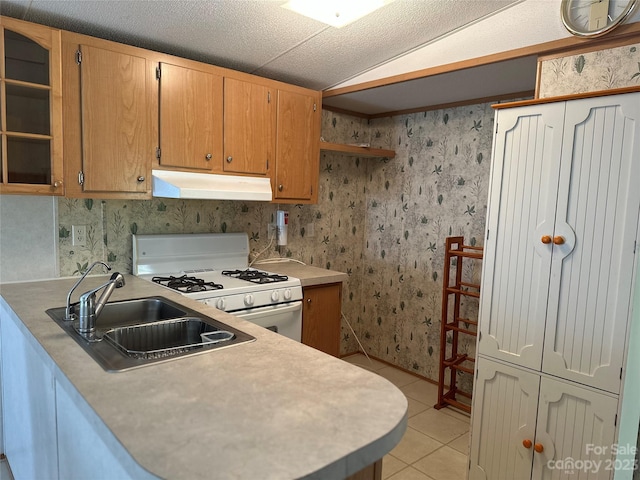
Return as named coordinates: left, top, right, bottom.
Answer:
left=271, top=291, right=280, bottom=302
left=284, top=289, right=292, bottom=300
left=215, top=298, right=226, bottom=311
left=244, top=294, right=255, bottom=307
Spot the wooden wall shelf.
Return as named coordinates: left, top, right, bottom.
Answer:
left=320, top=141, right=395, bottom=158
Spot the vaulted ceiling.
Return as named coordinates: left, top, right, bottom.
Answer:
left=2, top=0, right=534, bottom=115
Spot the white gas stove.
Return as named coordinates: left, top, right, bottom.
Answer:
left=132, top=233, right=303, bottom=341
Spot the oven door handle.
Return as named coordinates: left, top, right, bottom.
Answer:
left=232, top=301, right=302, bottom=319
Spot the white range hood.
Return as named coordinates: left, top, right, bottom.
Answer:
left=152, top=170, right=273, bottom=201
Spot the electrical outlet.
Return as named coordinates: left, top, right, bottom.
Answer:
left=72, top=225, right=87, bottom=247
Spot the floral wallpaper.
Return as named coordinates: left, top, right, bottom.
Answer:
left=57, top=103, right=494, bottom=388
left=539, top=41, right=640, bottom=97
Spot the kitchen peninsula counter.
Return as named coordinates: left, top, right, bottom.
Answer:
left=0, top=274, right=407, bottom=479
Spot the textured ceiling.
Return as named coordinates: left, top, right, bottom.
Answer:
left=2, top=0, right=521, bottom=94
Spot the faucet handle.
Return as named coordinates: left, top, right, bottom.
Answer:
left=109, top=272, right=126, bottom=288
left=65, top=261, right=111, bottom=321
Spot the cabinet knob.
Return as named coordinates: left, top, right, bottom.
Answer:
left=205, top=153, right=212, bottom=161
left=541, top=235, right=552, bottom=244
left=522, top=439, right=532, bottom=449
left=278, top=184, right=284, bottom=192
left=137, top=176, right=145, bottom=182
left=227, top=156, right=233, bottom=163
left=53, top=180, right=63, bottom=188
left=553, top=236, right=565, bottom=245
left=307, top=298, right=312, bottom=304
left=534, top=443, right=544, bottom=453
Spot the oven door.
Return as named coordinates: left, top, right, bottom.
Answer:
left=232, top=301, right=302, bottom=342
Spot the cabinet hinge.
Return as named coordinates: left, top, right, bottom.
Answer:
left=156, top=147, right=161, bottom=159
left=634, top=240, right=637, bottom=254
left=266, top=159, right=269, bottom=170
left=615, top=414, right=618, bottom=427
left=78, top=171, right=84, bottom=186
left=156, top=65, right=161, bottom=80
left=268, top=91, right=271, bottom=104
left=620, top=367, right=623, bottom=379
left=75, top=50, right=82, bottom=65
left=313, top=103, right=317, bottom=112
left=486, top=229, right=490, bottom=241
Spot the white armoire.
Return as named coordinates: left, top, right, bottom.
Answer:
left=469, top=90, right=640, bottom=480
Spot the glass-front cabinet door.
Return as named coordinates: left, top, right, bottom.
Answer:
left=0, top=17, right=63, bottom=195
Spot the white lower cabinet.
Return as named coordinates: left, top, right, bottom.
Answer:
left=0, top=304, right=156, bottom=479
left=470, top=357, right=618, bottom=480
left=1, top=312, right=58, bottom=479
left=56, top=380, right=149, bottom=480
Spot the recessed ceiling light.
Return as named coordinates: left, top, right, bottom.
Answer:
left=281, top=0, right=394, bottom=28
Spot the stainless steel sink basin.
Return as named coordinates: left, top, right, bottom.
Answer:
left=46, top=296, right=255, bottom=372
left=47, top=296, right=190, bottom=329
left=103, top=317, right=236, bottom=360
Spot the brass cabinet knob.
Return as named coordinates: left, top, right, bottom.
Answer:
left=553, top=236, right=565, bottom=245
left=137, top=176, right=145, bottom=182
left=53, top=180, right=63, bottom=188
left=278, top=184, right=284, bottom=191
left=541, top=235, right=552, bottom=244
left=522, top=439, right=532, bottom=449
left=534, top=443, right=544, bottom=453
left=307, top=298, right=312, bottom=303
left=227, top=156, right=233, bottom=163
left=205, top=153, right=212, bottom=161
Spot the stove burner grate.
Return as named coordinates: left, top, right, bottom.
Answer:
left=221, top=269, right=289, bottom=284
left=152, top=275, right=224, bottom=293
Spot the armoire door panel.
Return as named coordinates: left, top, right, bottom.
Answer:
left=469, top=357, right=540, bottom=480
left=543, top=94, right=640, bottom=393
left=534, top=376, right=618, bottom=480
left=479, top=103, right=565, bottom=370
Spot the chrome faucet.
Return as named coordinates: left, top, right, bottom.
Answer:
left=65, top=261, right=111, bottom=321
left=76, top=272, right=126, bottom=342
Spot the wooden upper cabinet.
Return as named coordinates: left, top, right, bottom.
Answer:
left=274, top=89, right=320, bottom=203
left=223, top=77, right=275, bottom=176
left=78, top=44, right=151, bottom=193
left=62, top=32, right=155, bottom=198
left=158, top=62, right=223, bottom=172
left=0, top=16, right=63, bottom=195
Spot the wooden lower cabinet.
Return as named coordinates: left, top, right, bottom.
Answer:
left=347, top=459, right=383, bottom=480
left=469, top=357, right=618, bottom=480
left=301, top=283, right=342, bottom=357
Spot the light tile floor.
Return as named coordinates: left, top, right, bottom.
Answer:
left=343, top=353, right=471, bottom=480
left=0, top=459, right=12, bottom=480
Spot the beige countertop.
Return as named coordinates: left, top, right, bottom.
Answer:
left=252, top=260, right=348, bottom=287
left=0, top=274, right=406, bottom=479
